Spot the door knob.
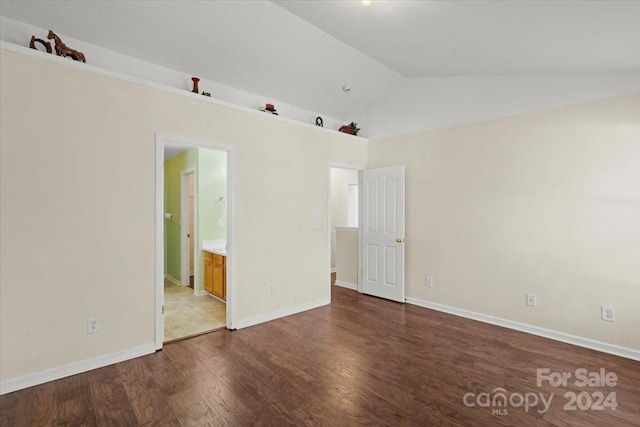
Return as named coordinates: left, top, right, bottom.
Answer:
left=396, top=238, right=405, bottom=243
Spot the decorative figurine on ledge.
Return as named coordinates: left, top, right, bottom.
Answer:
left=189, top=77, right=212, bottom=97
left=339, top=122, right=360, bottom=136
left=47, top=30, right=86, bottom=62
left=29, top=35, right=52, bottom=53
left=259, top=103, right=279, bottom=115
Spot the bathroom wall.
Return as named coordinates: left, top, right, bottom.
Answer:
left=196, top=148, right=228, bottom=291
left=164, top=148, right=228, bottom=291
left=164, top=149, right=198, bottom=282
left=198, top=148, right=228, bottom=243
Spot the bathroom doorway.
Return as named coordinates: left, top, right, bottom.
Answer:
left=155, top=134, right=236, bottom=349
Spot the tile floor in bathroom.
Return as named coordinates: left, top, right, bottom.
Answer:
left=164, top=279, right=226, bottom=342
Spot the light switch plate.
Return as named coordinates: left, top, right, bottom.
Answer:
left=601, top=306, right=615, bottom=322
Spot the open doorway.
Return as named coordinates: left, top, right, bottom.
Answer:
left=329, top=165, right=362, bottom=291
left=155, top=134, right=235, bottom=349
left=328, top=164, right=407, bottom=303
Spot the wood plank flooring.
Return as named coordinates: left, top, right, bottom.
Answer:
left=1, top=285, right=639, bottom=426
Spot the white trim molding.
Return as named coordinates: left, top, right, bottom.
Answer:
left=334, top=280, right=358, bottom=291
left=208, top=294, right=227, bottom=304
left=405, top=297, right=640, bottom=362
left=232, top=299, right=330, bottom=330
left=164, top=275, right=182, bottom=286
left=194, top=289, right=209, bottom=297
left=334, top=226, right=358, bottom=232
left=0, top=343, right=156, bottom=395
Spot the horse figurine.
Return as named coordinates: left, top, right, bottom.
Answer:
left=29, top=35, right=52, bottom=53
left=47, top=30, right=86, bottom=63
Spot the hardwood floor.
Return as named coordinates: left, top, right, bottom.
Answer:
left=1, top=286, right=639, bottom=426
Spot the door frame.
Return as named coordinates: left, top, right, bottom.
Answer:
left=328, top=162, right=365, bottom=294
left=155, top=133, right=237, bottom=350
left=180, top=168, right=197, bottom=288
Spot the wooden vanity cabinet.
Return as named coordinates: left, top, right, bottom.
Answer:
left=204, top=251, right=214, bottom=294
left=203, top=251, right=226, bottom=301
left=213, top=254, right=226, bottom=301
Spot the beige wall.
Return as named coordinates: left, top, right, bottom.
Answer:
left=0, top=49, right=367, bottom=382
left=330, top=167, right=359, bottom=268
left=368, top=94, right=640, bottom=350
left=335, top=228, right=358, bottom=286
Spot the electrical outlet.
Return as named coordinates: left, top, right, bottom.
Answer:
left=601, top=306, right=615, bottom=322
left=217, top=218, right=223, bottom=227
left=87, top=317, right=100, bottom=334
left=270, top=285, right=277, bottom=296
left=526, top=294, right=537, bottom=307
left=312, top=221, right=320, bottom=230
left=425, top=276, right=433, bottom=288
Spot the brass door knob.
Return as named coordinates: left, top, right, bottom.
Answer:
left=396, top=238, right=405, bottom=243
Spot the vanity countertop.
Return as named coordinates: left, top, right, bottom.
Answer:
left=202, top=239, right=227, bottom=256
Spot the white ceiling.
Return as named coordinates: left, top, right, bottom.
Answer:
left=0, top=0, right=401, bottom=121
left=275, top=0, right=640, bottom=76
left=1, top=1, right=638, bottom=123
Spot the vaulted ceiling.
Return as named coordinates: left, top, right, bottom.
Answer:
left=1, top=1, right=638, bottom=122
left=276, top=0, right=640, bottom=76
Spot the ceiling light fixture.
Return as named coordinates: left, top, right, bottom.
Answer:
left=361, top=0, right=372, bottom=6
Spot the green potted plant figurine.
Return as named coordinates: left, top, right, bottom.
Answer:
left=339, top=122, right=360, bottom=136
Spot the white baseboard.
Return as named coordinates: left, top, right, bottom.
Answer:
left=0, top=343, right=156, bottom=395
left=207, top=292, right=227, bottom=304
left=164, top=275, right=182, bottom=286
left=194, top=289, right=208, bottom=296
left=334, top=280, right=358, bottom=290
left=232, top=298, right=330, bottom=330
left=405, top=297, right=640, bottom=362
left=330, top=268, right=336, bottom=273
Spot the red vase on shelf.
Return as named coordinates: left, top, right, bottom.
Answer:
left=339, top=122, right=360, bottom=136
left=191, top=77, right=200, bottom=93
left=339, top=125, right=356, bottom=135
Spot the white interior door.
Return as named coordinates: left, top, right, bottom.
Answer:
left=361, top=165, right=405, bottom=302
